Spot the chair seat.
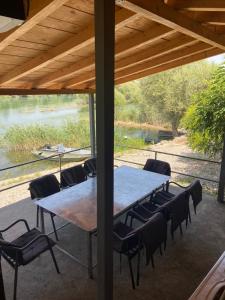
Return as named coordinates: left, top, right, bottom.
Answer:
left=2, top=228, right=55, bottom=266
left=113, top=222, right=139, bottom=255
left=133, top=205, right=154, bottom=219
left=142, top=202, right=159, bottom=212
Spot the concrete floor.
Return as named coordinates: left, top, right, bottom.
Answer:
left=1, top=189, right=225, bottom=300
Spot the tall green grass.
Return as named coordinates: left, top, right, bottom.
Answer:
left=2, top=120, right=90, bottom=151
left=1, top=121, right=146, bottom=152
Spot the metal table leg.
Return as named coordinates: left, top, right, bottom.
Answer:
left=40, top=207, right=45, bottom=234
left=87, top=232, right=93, bottom=279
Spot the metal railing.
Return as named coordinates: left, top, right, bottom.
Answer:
left=0, top=143, right=221, bottom=194
left=0, top=146, right=91, bottom=193
left=114, top=144, right=221, bottom=185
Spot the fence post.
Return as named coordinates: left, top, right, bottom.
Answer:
left=155, top=151, right=157, bottom=160
left=217, top=137, right=225, bottom=203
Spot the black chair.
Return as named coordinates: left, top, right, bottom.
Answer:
left=113, top=213, right=167, bottom=288
left=166, top=190, right=190, bottom=239
left=153, top=179, right=202, bottom=217
left=113, top=221, right=141, bottom=289
left=0, top=219, right=59, bottom=300
left=60, top=164, right=87, bottom=188
left=29, top=174, right=60, bottom=240
left=143, top=159, right=171, bottom=176
left=84, top=157, right=96, bottom=177
left=140, top=212, right=167, bottom=268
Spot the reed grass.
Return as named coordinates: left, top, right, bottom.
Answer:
left=2, top=121, right=146, bottom=152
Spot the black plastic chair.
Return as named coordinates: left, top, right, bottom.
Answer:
left=153, top=179, right=202, bottom=217
left=0, top=219, right=59, bottom=300
left=140, top=212, right=167, bottom=268
left=84, top=157, right=96, bottom=177
left=29, top=174, right=60, bottom=240
left=143, top=159, right=171, bottom=176
left=113, top=221, right=141, bottom=289
left=60, top=164, right=87, bottom=188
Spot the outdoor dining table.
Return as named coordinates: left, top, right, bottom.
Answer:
left=35, top=165, right=170, bottom=278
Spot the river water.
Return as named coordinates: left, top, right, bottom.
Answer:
left=0, top=96, right=160, bottom=182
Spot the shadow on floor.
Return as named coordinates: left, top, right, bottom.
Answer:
left=0, top=190, right=225, bottom=300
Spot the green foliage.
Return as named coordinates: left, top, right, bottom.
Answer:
left=139, top=61, right=216, bottom=135
left=182, top=65, right=225, bottom=157
left=3, top=120, right=90, bottom=151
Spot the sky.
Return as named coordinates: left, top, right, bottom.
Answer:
left=207, top=54, right=224, bottom=64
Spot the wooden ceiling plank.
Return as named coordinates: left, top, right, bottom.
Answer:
left=35, top=23, right=174, bottom=87
left=65, top=35, right=195, bottom=87
left=116, top=0, right=225, bottom=51
left=115, top=43, right=214, bottom=80
left=115, top=48, right=222, bottom=84
left=0, top=8, right=136, bottom=86
left=173, top=0, right=225, bottom=12
left=0, top=88, right=93, bottom=95
left=0, top=0, right=68, bottom=53
left=67, top=41, right=211, bottom=87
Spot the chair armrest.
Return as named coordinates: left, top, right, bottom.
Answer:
left=168, top=181, right=187, bottom=189
left=19, top=234, right=52, bottom=251
left=127, top=210, right=148, bottom=223
left=113, top=231, right=135, bottom=241
left=0, top=219, right=30, bottom=233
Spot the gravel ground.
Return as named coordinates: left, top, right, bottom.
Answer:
left=0, top=136, right=221, bottom=208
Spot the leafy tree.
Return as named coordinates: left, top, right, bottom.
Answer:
left=140, top=61, right=216, bottom=136
left=182, top=65, right=225, bottom=157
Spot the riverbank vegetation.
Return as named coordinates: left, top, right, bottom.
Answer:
left=1, top=120, right=145, bottom=152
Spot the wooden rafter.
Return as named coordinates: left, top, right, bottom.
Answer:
left=0, top=8, right=135, bottom=86
left=116, top=0, right=225, bottom=51
left=65, top=35, right=195, bottom=87
left=114, top=43, right=214, bottom=80
left=35, top=24, right=174, bottom=87
left=115, top=48, right=222, bottom=85
left=0, top=88, right=93, bottom=95
left=0, top=0, right=68, bottom=53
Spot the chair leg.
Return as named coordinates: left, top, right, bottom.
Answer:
left=150, top=255, right=155, bottom=269
left=188, top=209, right=192, bottom=224
left=13, top=265, right=18, bottom=300
left=179, top=224, right=183, bottom=236
left=49, top=247, right=60, bottom=274
left=50, top=214, right=59, bottom=241
left=159, top=244, right=163, bottom=256
left=136, top=251, right=141, bottom=287
left=128, top=257, right=135, bottom=289
left=119, top=254, right=122, bottom=274
left=36, top=206, right=39, bottom=228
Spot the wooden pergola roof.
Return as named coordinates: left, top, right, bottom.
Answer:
left=0, top=0, right=224, bottom=95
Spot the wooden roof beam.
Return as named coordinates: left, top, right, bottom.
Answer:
left=0, top=8, right=136, bottom=86
left=0, top=88, right=93, bottom=95
left=117, top=0, right=225, bottom=51
left=65, top=35, right=195, bottom=88
left=115, top=48, right=222, bottom=85
left=172, top=0, right=225, bottom=12
left=114, top=43, right=214, bottom=80
left=0, top=0, right=68, bottom=53
left=35, top=24, right=174, bottom=87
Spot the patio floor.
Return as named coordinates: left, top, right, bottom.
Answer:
left=1, top=187, right=225, bottom=300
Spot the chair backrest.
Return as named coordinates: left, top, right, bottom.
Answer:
left=84, top=157, right=96, bottom=176
left=143, top=159, right=171, bottom=176
left=29, top=174, right=60, bottom=200
left=138, top=212, right=167, bottom=265
left=187, top=180, right=202, bottom=213
left=60, top=164, right=86, bottom=188
left=169, top=190, right=189, bottom=233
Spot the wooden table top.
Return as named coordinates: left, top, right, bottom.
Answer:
left=36, top=166, right=169, bottom=232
